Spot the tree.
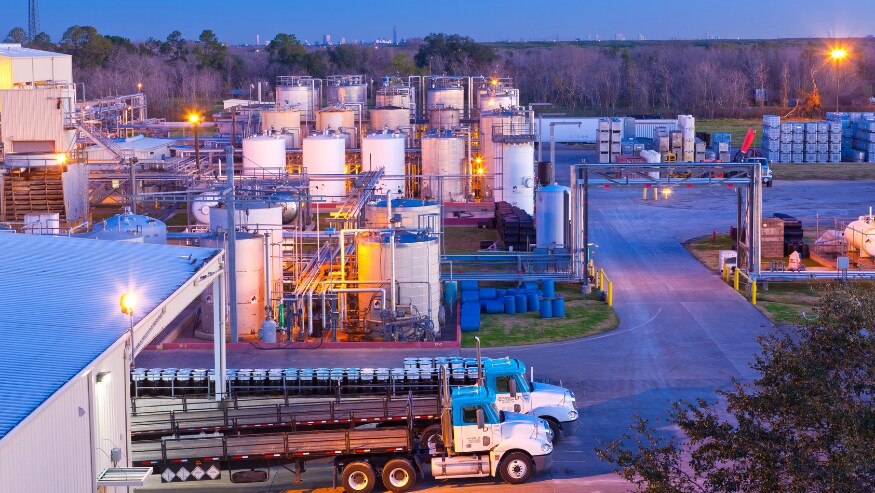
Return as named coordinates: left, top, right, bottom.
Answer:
left=596, top=283, right=875, bottom=492
left=388, top=53, right=418, bottom=75
left=266, top=33, right=306, bottom=67
left=4, top=27, right=28, bottom=44
left=27, top=32, right=55, bottom=51
left=59, top=25, right=112, bottom=68
left=193, top=30, right=226, bottom=70
left=414, top=33, right=497, bottom=74
left=160, top=31, right=187, bottom=61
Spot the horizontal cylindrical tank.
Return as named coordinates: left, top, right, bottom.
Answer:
left=357, top=232, right=441, bottom=332
left=93, top=208, right=167, bottom=244
left=190, top=191, right=222, bottom=225
left=242, top=136, right=286, bottom=176
left=200, top=232, right=265, bottom=336
left=364, top=199, right=442, bottom=233
left=536, top=184, right=570, bottom=249
left=316, top=107, right=357, bottom=148
left=428, top=108, right=461, bottom=130
left=480, top=109, right=527, bottom=179
left=844, top=218, right=875, bottom=257
left=303, top=134, right=347, bottom=201
left=362, top=131, right=406, bottom=195
left=426, top=86, right=464, bottom=110
left=421, top=133, right=466, bottom=202
left=369, top=107, right=410, bottom=132
left=276, top=84, right=319, bottom=121
left=499, top=142, right=535, bottom=214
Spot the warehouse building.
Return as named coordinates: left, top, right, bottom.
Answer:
left=0, top=233, right=223, bottom=492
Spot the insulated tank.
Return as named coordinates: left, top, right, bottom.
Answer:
left=421, top=133, right=466, bottom=202
left=535, top=184, right=570, bottom=249
left=499, top=142, right=535, bottom=214
left=478, top=90, right=515, bottom=111
left=242, top=135, right=287, bottom=175
left=369, top=107, right=410, bottom=132
left=326, top=76, right=367, bottom=106
left=93, top=208, right=167, bottom=244
left=365, top=199, right=442, bottom=233
left=276, top=84, right=319, bottom=121
left=428, top=108, right=461, bottom=130
left=844, top=217, right=875, bottom=257
left=316, top=107, right=357, bottom=148
left=426, top=86, right=464, bottom=110
left=357, top=232, right=441, bottom=332
left=261, top=108, right=301, bottom=147
left=362, top=131, right=406, bottom=195
left=303, top=133, right=347, bottom=201
left=376, top=87, right=413, bottom=109
left=200, top=232, right=265, bottom=337
left=480, top=109, right=527, bottom=179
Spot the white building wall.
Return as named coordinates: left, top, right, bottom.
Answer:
left=0, top=341, right=130, bottom=493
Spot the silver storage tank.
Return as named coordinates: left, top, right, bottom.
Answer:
left=326, top=75, right=368, bottom=106
left=428, top=107, right=461, bottom=130
left=369, top=107, right=410, bottom=133
left=426, top=86, right=464, bottom=111
left=200, top=232, right=265, bottom=337
left=421, top=132, right=466, bottom=202
left=535, top=184, right=570, bottom=249
left=480, top=108, right=527, bottom=181
left=316, top=106, right=357, bottom=148
left=364, top=199, right=442, bottom=233
left=93, top=207, right=167, bottom=244
left=276, top=82, right=319, bottom=121
left=261, top=108, right=301, bottom=148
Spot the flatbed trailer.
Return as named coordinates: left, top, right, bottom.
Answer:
left=131, top=395, right=440, bottom=441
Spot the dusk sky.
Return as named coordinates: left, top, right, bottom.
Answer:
left=3, top=0, right=872, bottom=45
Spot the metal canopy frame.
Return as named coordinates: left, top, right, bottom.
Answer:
left=570, top=162, right=762, bottom=282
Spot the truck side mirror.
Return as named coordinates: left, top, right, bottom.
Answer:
left=476, top=409, right=485, bottom=430
left=508, top=378, right=517, bottom=398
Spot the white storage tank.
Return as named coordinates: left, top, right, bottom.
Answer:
left=428, top=107, right=461, bottom=130
left=376, top=88, right=413, bottom=109
left=480, top=109, right=527, bottom=178
left=426, top=86, right=464, bottom=110
left=369, top=107, right=410, bottom=132
left=303, top=133, right=347, bottom=201
left=362, top=131, right=406, bottom=195
left=93, top=207, right=167, bottom=244
left=844, top=217, right=875, bottom=257
left=357, top=232, right=441, bottom=333
left=262, top=108, right=301, bottom=147
left=478, top=90, right=515, bottom=111
left=421, top=133, right=466, bottom=202
left=276, top=83, right=319, bottom=121
left=201, top=232, right=265, bottom=337
left=535, top=184, right=570, bottom=249
left=499, top=142, right=535, bottom=214
left=316, top=107, right=357, bottom=148
left=190, top=191, right=222, bottom=225
left=242, top=135, right=287, bottom=176
left=365, top=199, right=442, bottom=233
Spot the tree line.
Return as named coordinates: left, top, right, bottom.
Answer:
left=5, top=26, right=874, bottom=120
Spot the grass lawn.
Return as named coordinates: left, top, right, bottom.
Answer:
left=770, top=164, right=875, bottom=181
left=461, top=285, right=618, bottom=348
left=697, top=119, right=760, bottom=145
left=443, top=226, right=500, bottom=254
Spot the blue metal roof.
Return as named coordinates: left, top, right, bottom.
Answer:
left=0, top=234, right=220, bottom=440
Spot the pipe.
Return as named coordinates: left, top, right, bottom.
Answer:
left=264, top=233, right=272, bottom=318
left=225, top=146, right=239, bottom=343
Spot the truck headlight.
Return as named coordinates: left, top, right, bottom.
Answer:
left=541, top=442, right=553, bottom=453
left=568, top=410, right=578, bottom=420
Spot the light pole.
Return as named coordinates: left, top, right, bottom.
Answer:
left=189, top=113, right=201, bottom=172
left=120, top=292, right=136, bottom=369
left=830, top=48, right=847, bottom=113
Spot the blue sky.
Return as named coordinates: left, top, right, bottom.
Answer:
left=3, top=0, right=872, bottom=45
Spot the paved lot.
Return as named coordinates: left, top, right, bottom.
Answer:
left=136, top=152, right=875, bottom=492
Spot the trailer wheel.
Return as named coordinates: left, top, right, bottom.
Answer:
left=499, top=452, right=534, bottom=485
left=342, top=461, right=375, bottom=493
left=419, top=424, right=444, bottom=454
left=381, top=458, right=417, bottom=493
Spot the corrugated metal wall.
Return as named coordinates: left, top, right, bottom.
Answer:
left=10, top=56, right=73, bottom=85
left=635, top=120, right=679, bottom=140
left=0, top=343, right=130, bottom=493
left=62, top=163, right=89, bottom=222
left=0, top=88, right=67, bottom=152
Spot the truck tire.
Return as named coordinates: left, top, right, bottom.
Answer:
left=419, top=424, right=444, bottom=454
left=499, top=451, right=534, bottom=485
left=766, top=180, right=773, bottom=188
left=342, top=461, right=375, bottom=493
left=381, top=458, right=417, bottom=493
left=544, top=418, right=562, bottom=442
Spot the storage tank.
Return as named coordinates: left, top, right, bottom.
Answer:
left=480, top=109, right=527, bottom=178
left=93, top=207, right=167, bottom=244
left=303, top=133, right=347, bottom=201
left=316, top=107, right=357, bottom=148
left=262, top=108, right=301, bottom=147
left=242, top=135, right=287, bottom=176
left=362, top=131, right=406, bottom=195
left=426, top=86, right=464, bottom=110
left=276, top=83, right=319, bottom=121
left=421, top=133, right=466, bottom=202
left=369, top=107, right=410, bottom=132
left=478, top=90, right=515, bottom=111
left=191, top=191, right=223, bottom=225
left=844, top=217, right=875, bottom=257
left=376, top=87, right=413, bottom=109
left=428, top=107, right=461, bottom=130
left=499, top=142, right=535, bottom=214
left=357, top=232, right=441, bottom=332
left=535, top=184, right=570, bottom=249
left=326, top=75, right=368, bottom=106
left=201, top=232, right=265, bottom=337
left=365, top=199, right=442, bottom=233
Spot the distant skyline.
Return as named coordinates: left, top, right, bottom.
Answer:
left=2, top=0, right=873, bottom=45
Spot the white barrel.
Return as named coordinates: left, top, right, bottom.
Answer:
left=362, top=132, right=406, bottom=195
left=535, top=184, right=569, bottom=249
left=499, top=142, right=535, bottom=214
left=421, top=134, right=466, bottom=202
left=844, top=218, right=875, bottom=257
left=303, top=134, right=346, bottom=201
left=242, top=136, right=286, bottom=176
left=369, top=107, right=410, bottom=132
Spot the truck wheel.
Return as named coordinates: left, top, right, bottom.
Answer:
left=766, top=180, right=773, bottom=188
left=500, top=452, right=534, bottom=485
left=544, top=418, right=562, bottom=442
left=381, top=458, right=417, bottom=493
left=419, top=424, right=444, bottom=454
left=342, top=462, right=375, bottom=493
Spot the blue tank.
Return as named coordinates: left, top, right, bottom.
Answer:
left=460, top=280, right=479, bottom=292
left=552, top=296, right=566, bottom=318
left=483, top=300, right=505, bottom=314
left=504, top=296, right=516, bottom=314
left=514, top=294, right=527, bottom=312
left=460, top=302, right=480, bottom=332
left=539, top=298, right=553, bottom=318
left=542, top=279, right=555, bottom=299
left=478, top=288, right=498, bottom=300
left=444, top=281, right=458, bottom=308
left=94, top=207, right=167, bottom=244
left=526, top=293, right=540, bottom=312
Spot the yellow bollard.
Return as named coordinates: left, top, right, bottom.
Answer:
left=751, top=281, right=757, bottom=305
left=599, top=269, right=605, bottom=291
left=607, top=281, right=613, bottom=306
left=654, top=187, right=659, bottom=201
left=734, top=268, right=740, bottom=291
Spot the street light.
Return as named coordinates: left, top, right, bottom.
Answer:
left=120, top=292, right=136, bottom=369
left=830, top=48, right=847, bottom=113
left=136, top=82, right=142, bottom=92
left=189, top=113, right=202, bottom=171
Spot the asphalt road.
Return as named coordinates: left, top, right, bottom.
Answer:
left=136, top=155, right=874, bottom=492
